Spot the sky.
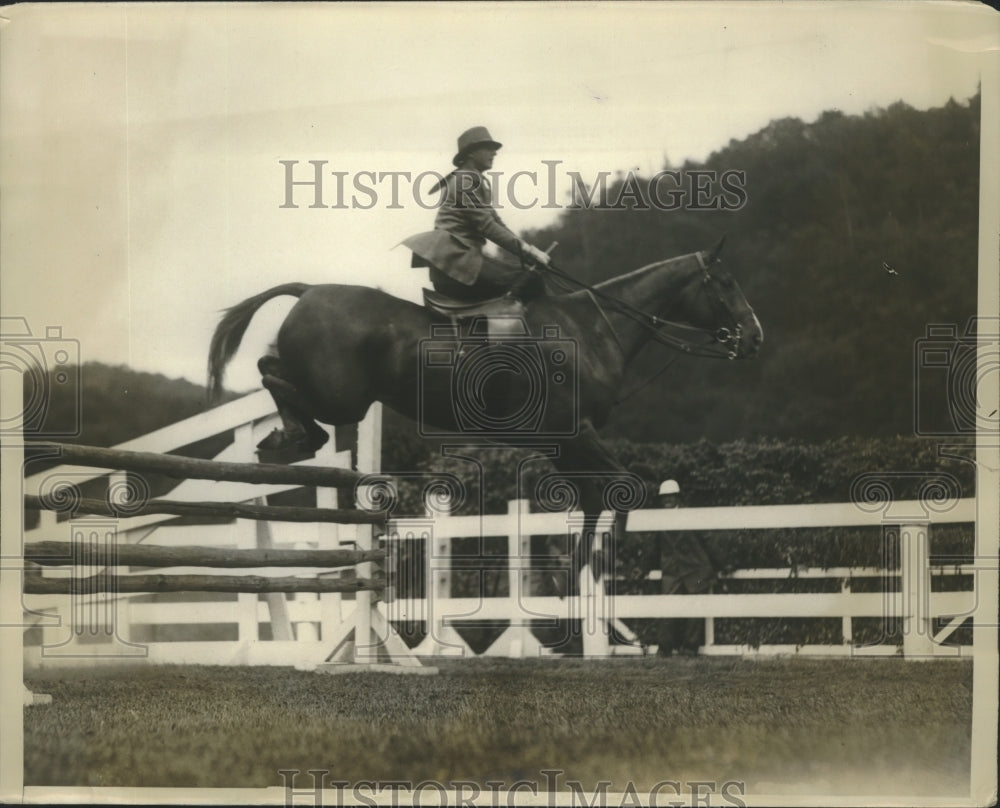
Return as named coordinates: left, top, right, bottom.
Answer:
left=0, top=1, right=993, bottom=392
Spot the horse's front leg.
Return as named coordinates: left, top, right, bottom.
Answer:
left=551, top=421, right=642, bottom=593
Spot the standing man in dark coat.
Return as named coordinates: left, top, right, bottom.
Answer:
left=404, top=127, right=552, bottom=302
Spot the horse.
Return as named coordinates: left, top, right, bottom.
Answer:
left=207, top=240, right=762, bottom=599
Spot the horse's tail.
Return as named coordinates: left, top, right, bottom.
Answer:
left=207, top=282, right=311, bottom=403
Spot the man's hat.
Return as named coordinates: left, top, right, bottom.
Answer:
left=453, top=126, right=502, bottom=167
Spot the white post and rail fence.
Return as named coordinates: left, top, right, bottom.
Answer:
left=6, top=386, right=982, bottom=671
left=390, top=497, right=977, bottom=659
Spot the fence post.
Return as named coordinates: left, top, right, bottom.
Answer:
left=232, top=425, right=261, bottom=646
left=479, top=498, right=544, bottom=658
left=313, top=430, right=349, bottom=643
left=352, top=405, right=382, bottom=662
left=246, top=411, right=297, bottom=644
left=841, top=578, right=852, bottom=649
left=509, top=498, right=533, bottom=658
left=254, top=513, right=293, bottom=642
left=432, top=493, right=451, bottom=632
left=900, top=523, right=934, bottom=658
left=578, top=517, right=611, bottom=657
left=298, top=429, right=348, bottom=645
left=428, top=490, right=463, bottom=654
left=1, top=367, right=29, bottom=788
left=409, top=487, right=466, bottom=656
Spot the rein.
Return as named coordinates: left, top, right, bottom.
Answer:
left=539, top=254, right=744, bottom=361
left=614, top=352, right=681, bottom=405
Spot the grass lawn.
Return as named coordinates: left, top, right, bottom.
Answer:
left=25, top=656, right=972, bottom=797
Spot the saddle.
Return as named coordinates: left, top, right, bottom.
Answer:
left=422, top=289, right=527, bottom=338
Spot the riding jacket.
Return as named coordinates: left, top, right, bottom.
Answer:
left=403, top=169, right=523, bottom=286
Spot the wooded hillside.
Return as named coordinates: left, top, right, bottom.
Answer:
left=526, top=94, right=980, bottom=442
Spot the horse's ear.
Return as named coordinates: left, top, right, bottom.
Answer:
left=706, top=235, right=726, bottom=265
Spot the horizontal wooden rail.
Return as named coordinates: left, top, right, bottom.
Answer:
left=406, top=591, right=974, bottom=621
left=24, top=494, right=384, bottom=525
left=23, top=573, right=385, bottom=595
left=24, top=541, right=384, bottom=569
left=619, top=565, right=977, bottom=582
left=626, top=499, right=977, bottom=531
left=387, top=497, right=976, bottom=540
left=25, top=442, right=364, bottom=488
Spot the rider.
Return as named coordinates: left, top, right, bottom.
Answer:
left=404, top=126, right=552, bottom=302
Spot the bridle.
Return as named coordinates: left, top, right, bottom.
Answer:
left=542, top=251, right=746, bottom=361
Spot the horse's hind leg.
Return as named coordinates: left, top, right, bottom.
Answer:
left=256, top=355, right=329, bottom=459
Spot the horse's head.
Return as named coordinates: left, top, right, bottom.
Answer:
left=677, top=238, right=763, bottom=359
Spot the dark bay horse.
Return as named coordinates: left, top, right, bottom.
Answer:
left=207, top=242, right=762, bottom=591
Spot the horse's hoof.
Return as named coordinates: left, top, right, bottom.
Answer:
left=257, top=445, right=317, bottom=465
left=256, top=443, right=317, bottom=464
left=256, top=428, right=288, bottom=451
left=307, top=429, right=330, bottom=452
left=255, top=429, right=318, bottom=464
